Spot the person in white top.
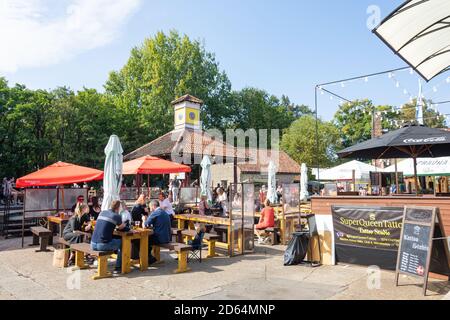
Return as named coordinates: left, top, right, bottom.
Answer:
left=158, top=192, right=175, bottom=216
left=216, top=188, right=228, bottom=216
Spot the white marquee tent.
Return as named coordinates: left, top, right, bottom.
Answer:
left=320, top=160, right=380, bottom=182
left=384, top=157, right=450, bottom=177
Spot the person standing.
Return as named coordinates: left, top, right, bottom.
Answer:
left=142, top=200, right=171, bottom=265
left=171, top=178, right=180, bottom=203
left=90, top=200, right=127, bottom=273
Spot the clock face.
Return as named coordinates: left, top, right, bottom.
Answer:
left=178, top=113, right=184, bottom=121
left=189, top=112, right=196, bottom=120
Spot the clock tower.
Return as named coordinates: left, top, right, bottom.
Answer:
left=171, top=94, right=203, bottom=131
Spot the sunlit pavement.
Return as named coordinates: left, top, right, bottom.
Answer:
left=0, top=237, right=448, bottom=300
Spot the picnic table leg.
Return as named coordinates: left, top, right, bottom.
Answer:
left=174, top=251, right=191, bottom=274
left=121, top=237, right=132, bottom=274
left=207, top=240, right=219, bottom=258
left=92, top=256, right=112, bottom=280
left=139, top=235, right=149, bottom=271
left=177, top=219, right=183, bottom=230
left=152, top=246, right=161, bottom=262
left=227, top=226, right=232, bottom=256
left=280, top=218, right=286, bottom=245
left=74, top=250, right=89, bottom=270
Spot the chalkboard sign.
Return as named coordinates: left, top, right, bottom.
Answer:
left=395, top=206, right=450, bottom=296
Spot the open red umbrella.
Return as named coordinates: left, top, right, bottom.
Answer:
left=122, top=156, right=191, bottom=175
left=16, top=162, right=104, bottom=188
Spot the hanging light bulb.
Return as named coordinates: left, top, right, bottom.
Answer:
left=447, top=77, right=450, bottom=84
left=396, top=81, right=400, bottom=88
left=341, top=82, right=345, bottom=88
left=433, top=86, right=438, bottom=93
left=403, top=89, right=408, bottom=95
left=388, top=72, right=393, bottom=78
left=410, top=68, right=414, bottom=75
left=364, top=77, right=369, bottom=83
left=330, top=95, right=333, bottom=100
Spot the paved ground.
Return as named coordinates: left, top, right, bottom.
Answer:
left=0, top=237, right=449, bottom=300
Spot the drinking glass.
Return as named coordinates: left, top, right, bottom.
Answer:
left=135, top=221, right=140, bottom=229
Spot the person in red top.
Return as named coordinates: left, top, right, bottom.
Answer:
left=254, top=199, right=275, bottom=244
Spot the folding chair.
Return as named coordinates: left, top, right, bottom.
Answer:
left=187, top=231, right=206, bottom=263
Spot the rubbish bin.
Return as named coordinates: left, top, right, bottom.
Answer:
left=283, top=231, right=310, bottom=266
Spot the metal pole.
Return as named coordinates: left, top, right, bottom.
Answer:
left=315, top=86, right=320, bottom=186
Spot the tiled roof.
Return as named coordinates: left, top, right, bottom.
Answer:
left=237, top=149, right=300, bottom=174
left=124, top=129, right=244, bottom=161
left=171, top=94, right=204, bottom=105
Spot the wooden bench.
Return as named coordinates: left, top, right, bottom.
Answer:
left=152, top=242, right=192, bottom=274
left=70, top=243, right=114, bottom=280
left=55, top=237, right=71, bottom=249
left=171, top=228, right=183, bottom=243
left=213, top=225, right=228, bottom=243
left=181, top=230, right=220, bottom=258
left=265, top=227, right=280, bottom=245
left=30, top=226, right=52, bottom=252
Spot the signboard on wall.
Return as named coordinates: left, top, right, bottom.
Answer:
left=332, top=206, right=404, bottom=270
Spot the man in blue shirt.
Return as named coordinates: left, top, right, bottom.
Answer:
left=91, top=200, right=126, bottom=273
left=142, top=199, right=171, bottom=264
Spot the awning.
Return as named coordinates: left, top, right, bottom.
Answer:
left=16, top=162, right=104, bottom=188
left=122, top=156, right=192, bottom=175
left=373, top=0, right=450, bottom=81
left=320, top=160, right=380, bottom=181
left=384, top=157, right=450, bottom=176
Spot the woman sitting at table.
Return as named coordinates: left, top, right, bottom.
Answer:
left=254, top=199, right=275, bottom=245
left=131, top=194, right=148, bottom=222
left=198, top=194, right=211, bottom=216
left=63, top=203, right=92, bottom=265
left=88, top=196, right=101, bottom=220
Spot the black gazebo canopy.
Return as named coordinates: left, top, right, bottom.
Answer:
left=338, top=125, right=450, bottom=194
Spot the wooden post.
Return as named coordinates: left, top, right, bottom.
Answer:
left=395, top=159, right=399, bottom=194
left=413, top=157, right=419, bottom=196
left=352, top=169, right=356, bottom=192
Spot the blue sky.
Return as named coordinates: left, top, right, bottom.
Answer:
left=2, top=0, right=449, bottom=121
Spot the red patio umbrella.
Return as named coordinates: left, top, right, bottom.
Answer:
left=122, top=156, right=192, bottom=175
left=16, top=161, right=104, bottom=188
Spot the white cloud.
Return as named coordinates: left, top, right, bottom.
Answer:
left=0, top=0, right=141, bottom=73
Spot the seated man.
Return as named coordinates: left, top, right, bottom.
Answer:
left=71, top=195, right=85, bottom=213
left=91, top=200, right=127, bottom=274
left=254, top=199, right=275, bottom=244
left=142, top=200, right=171, bottom=265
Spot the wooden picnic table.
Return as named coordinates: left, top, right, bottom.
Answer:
left=47, top=215, right=70, bottom=237
left=174, top=214, right=238, bottom=256
left=114, top=228, right=153, bottom=275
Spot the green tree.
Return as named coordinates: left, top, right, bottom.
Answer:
left=105, top=30, right=233, bottom=151
left=398, top=98, right=446, bottom=128
left=333, top=99, right=397, bottom=148
left=281, top=115, right=341, bottom=168
left=228, top=88, right=303, bottom=131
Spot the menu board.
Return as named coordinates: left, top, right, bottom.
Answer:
left=395, top=206, right=450, bottom=296
left=398, top=223, right=431, bottom=276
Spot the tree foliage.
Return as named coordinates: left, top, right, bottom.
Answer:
left=281, top=115, right=341, bottom=168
